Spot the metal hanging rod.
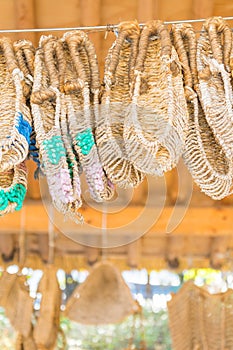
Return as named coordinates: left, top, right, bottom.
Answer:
left=0, top=16, right=232, bottom=34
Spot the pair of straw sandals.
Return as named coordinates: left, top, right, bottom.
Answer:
left=1, top=16, right=233, bottom=220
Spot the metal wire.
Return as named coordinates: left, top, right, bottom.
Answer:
left=0, top=16, right=232, bottom=33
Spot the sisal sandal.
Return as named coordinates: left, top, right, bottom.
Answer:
left=96, top=21, right=145, bottom=188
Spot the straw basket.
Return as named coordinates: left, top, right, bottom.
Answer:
left=123, top=20, right=188, bottom=176
left=65, top=260, right=140, bottom=325
left=16, top=329, right=38, bottom=350
left=31, top=35, right=83, bottom=222
left=168, top=281, right=233, bottom=350
left=0, top=161, right=27, bottom=215
left=96, top=21, right=145, bottom=188
left=62, top=30, right=115, bottom=202
left=0, top=37, right=32, bottom=171
left=197, top=16, right=233, bottom=159
left=172, top=23, right=233, bottom=200
left=33, top=266, right=61, bottom=350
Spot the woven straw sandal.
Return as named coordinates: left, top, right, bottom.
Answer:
left=172, top=23, right=233, bottom=200
left=65, top=261, right=140, bottom=325
left=197, top=17, right=233, bottom=159
left=0, top=37, right=32, bottom=171
left=0, top=161, right=27, bottom=215
left=62, top=30, right=115, bottom=202
left=31, top=35, right=83, bottom=222
left=33, top=266, right=61, bottom=350
left=96, top=21, right=145, bottom=188
left=123, top=20, right=188, bottom=176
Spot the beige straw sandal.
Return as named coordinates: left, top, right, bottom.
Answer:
left=96, top=21, right=145, bottom=188
left=0, top=161, right=27, bottom=215
left=0, top=37, right=32, bottom=170
left=65, top=260, right=139, bottom=325
left=33, top=266, right=61, bottom=349
left=197, top=16, right=233, bottom=159
left=124, top=20, right=188, bottom=176
left=62, top=30, right=115, bottom=202
left=31, top=35, right=83, bottom=222
left=172, top=23, right=233, bottom=200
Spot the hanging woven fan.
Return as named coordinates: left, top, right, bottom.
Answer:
left=96, top=21, right=145, bottom=188
left=0, top=161, right=27, bottom=215
left=33, top=266, right=62, bottom=350
left=0, top=37, right=32, bottom=171
left=123, top=20, right=188, bottom=176
left=197, top=16, right=233, bottom=159
left=31, top=35, right=83, bottom=222
left=62, top=30, right=115, bottom=202
left=16, top=329, right=38, bottom=350
left=65, top=260, right=140, bottom=325
left=171, top=23, right=233, bottom=200
left=168, top=281, right=233, bottom=350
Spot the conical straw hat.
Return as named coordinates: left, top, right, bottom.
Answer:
left=65, top=260, right=140, bottom=325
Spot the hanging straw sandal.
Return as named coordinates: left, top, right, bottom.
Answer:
left=62, top=30, right=115, bottom=202
left=123, top=20, right=188, bottom=176
left=0, top=161, right=27, bottom=215
left=96, top=21, right=145, bottom=188
left=197, top=16, right=233, bottom=159
left=0, top=37, right=32, bottom=171
left=172, top=23, right=233, bottom=200
left=31, top=35, right=83, bottom=222
left=65, top=260, right=140, bottom=325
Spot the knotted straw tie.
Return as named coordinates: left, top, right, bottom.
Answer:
left=31, top=35, right=83, bottom=222
left=197, top=16, right=233, bottom=159
left=0, top=37, right=32, bottom=171
left=96, top=21, right=145, bottom=188
left=172, top=23, right=233, bottom=200
left=0, top=161, right=27, bottom=215
left=62, top=30, right=115, bottom=202
left=124, top=20, right=188, bottom=176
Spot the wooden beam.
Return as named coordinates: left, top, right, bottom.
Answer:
left=0, top=201, right=233, bottom=238
left=192, top=0, right=214, bottom=18
left=137, top=0, right=157, bottom=22
left=14, top=0, right=36, bottom=44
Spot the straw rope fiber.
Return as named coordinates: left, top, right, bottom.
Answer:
left=168, top=281, right=233, bottom=350
left=124, top=20, right=188, bottom=176
left=0, top=37, right=32, bottom=171
left=65, top=260, right=140, bottom=325
left=96, top=21, right=145, bottom=188
left=62, top=30, right=115, bottom=202
left=197, top=17, right=233, bottom=159
left=172, top=23, right=233, bottom=200
left=31, top=35, right=83, bottom=222
left=33, top=266, right=62, bottom=350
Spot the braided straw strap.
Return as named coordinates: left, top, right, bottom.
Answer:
left=31, top=35, right=83, bottom=222
left=197, top=16, right=233, bottom=159
left=123, top=20, right=188, bottom=176
left=0, top=161, right=27, bottom=215
left=96, top=21, right=145, bottom=188
left=172, top=23, right=233, bottom=200
left=62, top=30, right=115, bottom=202
left=0, top=37, right=32, bottom=171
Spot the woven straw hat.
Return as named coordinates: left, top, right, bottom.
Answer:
left=168, top=281, right=233, bottom=350
left=96, top=21, right=145, bottom=188
left=65, top=260, right=140, bottom=325
left=62, top=30, right=115, bottom=202
left=172, top=23, right=233, bottom=200
left=31, top=35, right=83, bottom=222
left=197, top=17, right=233, bottom=159
left=33, top=266, right=61, bottom=349
left=0, top=37, right=32, bottom=171
left=0, top=161, right=27, bottom=215
left=123, top=20, right=188, bottom=176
